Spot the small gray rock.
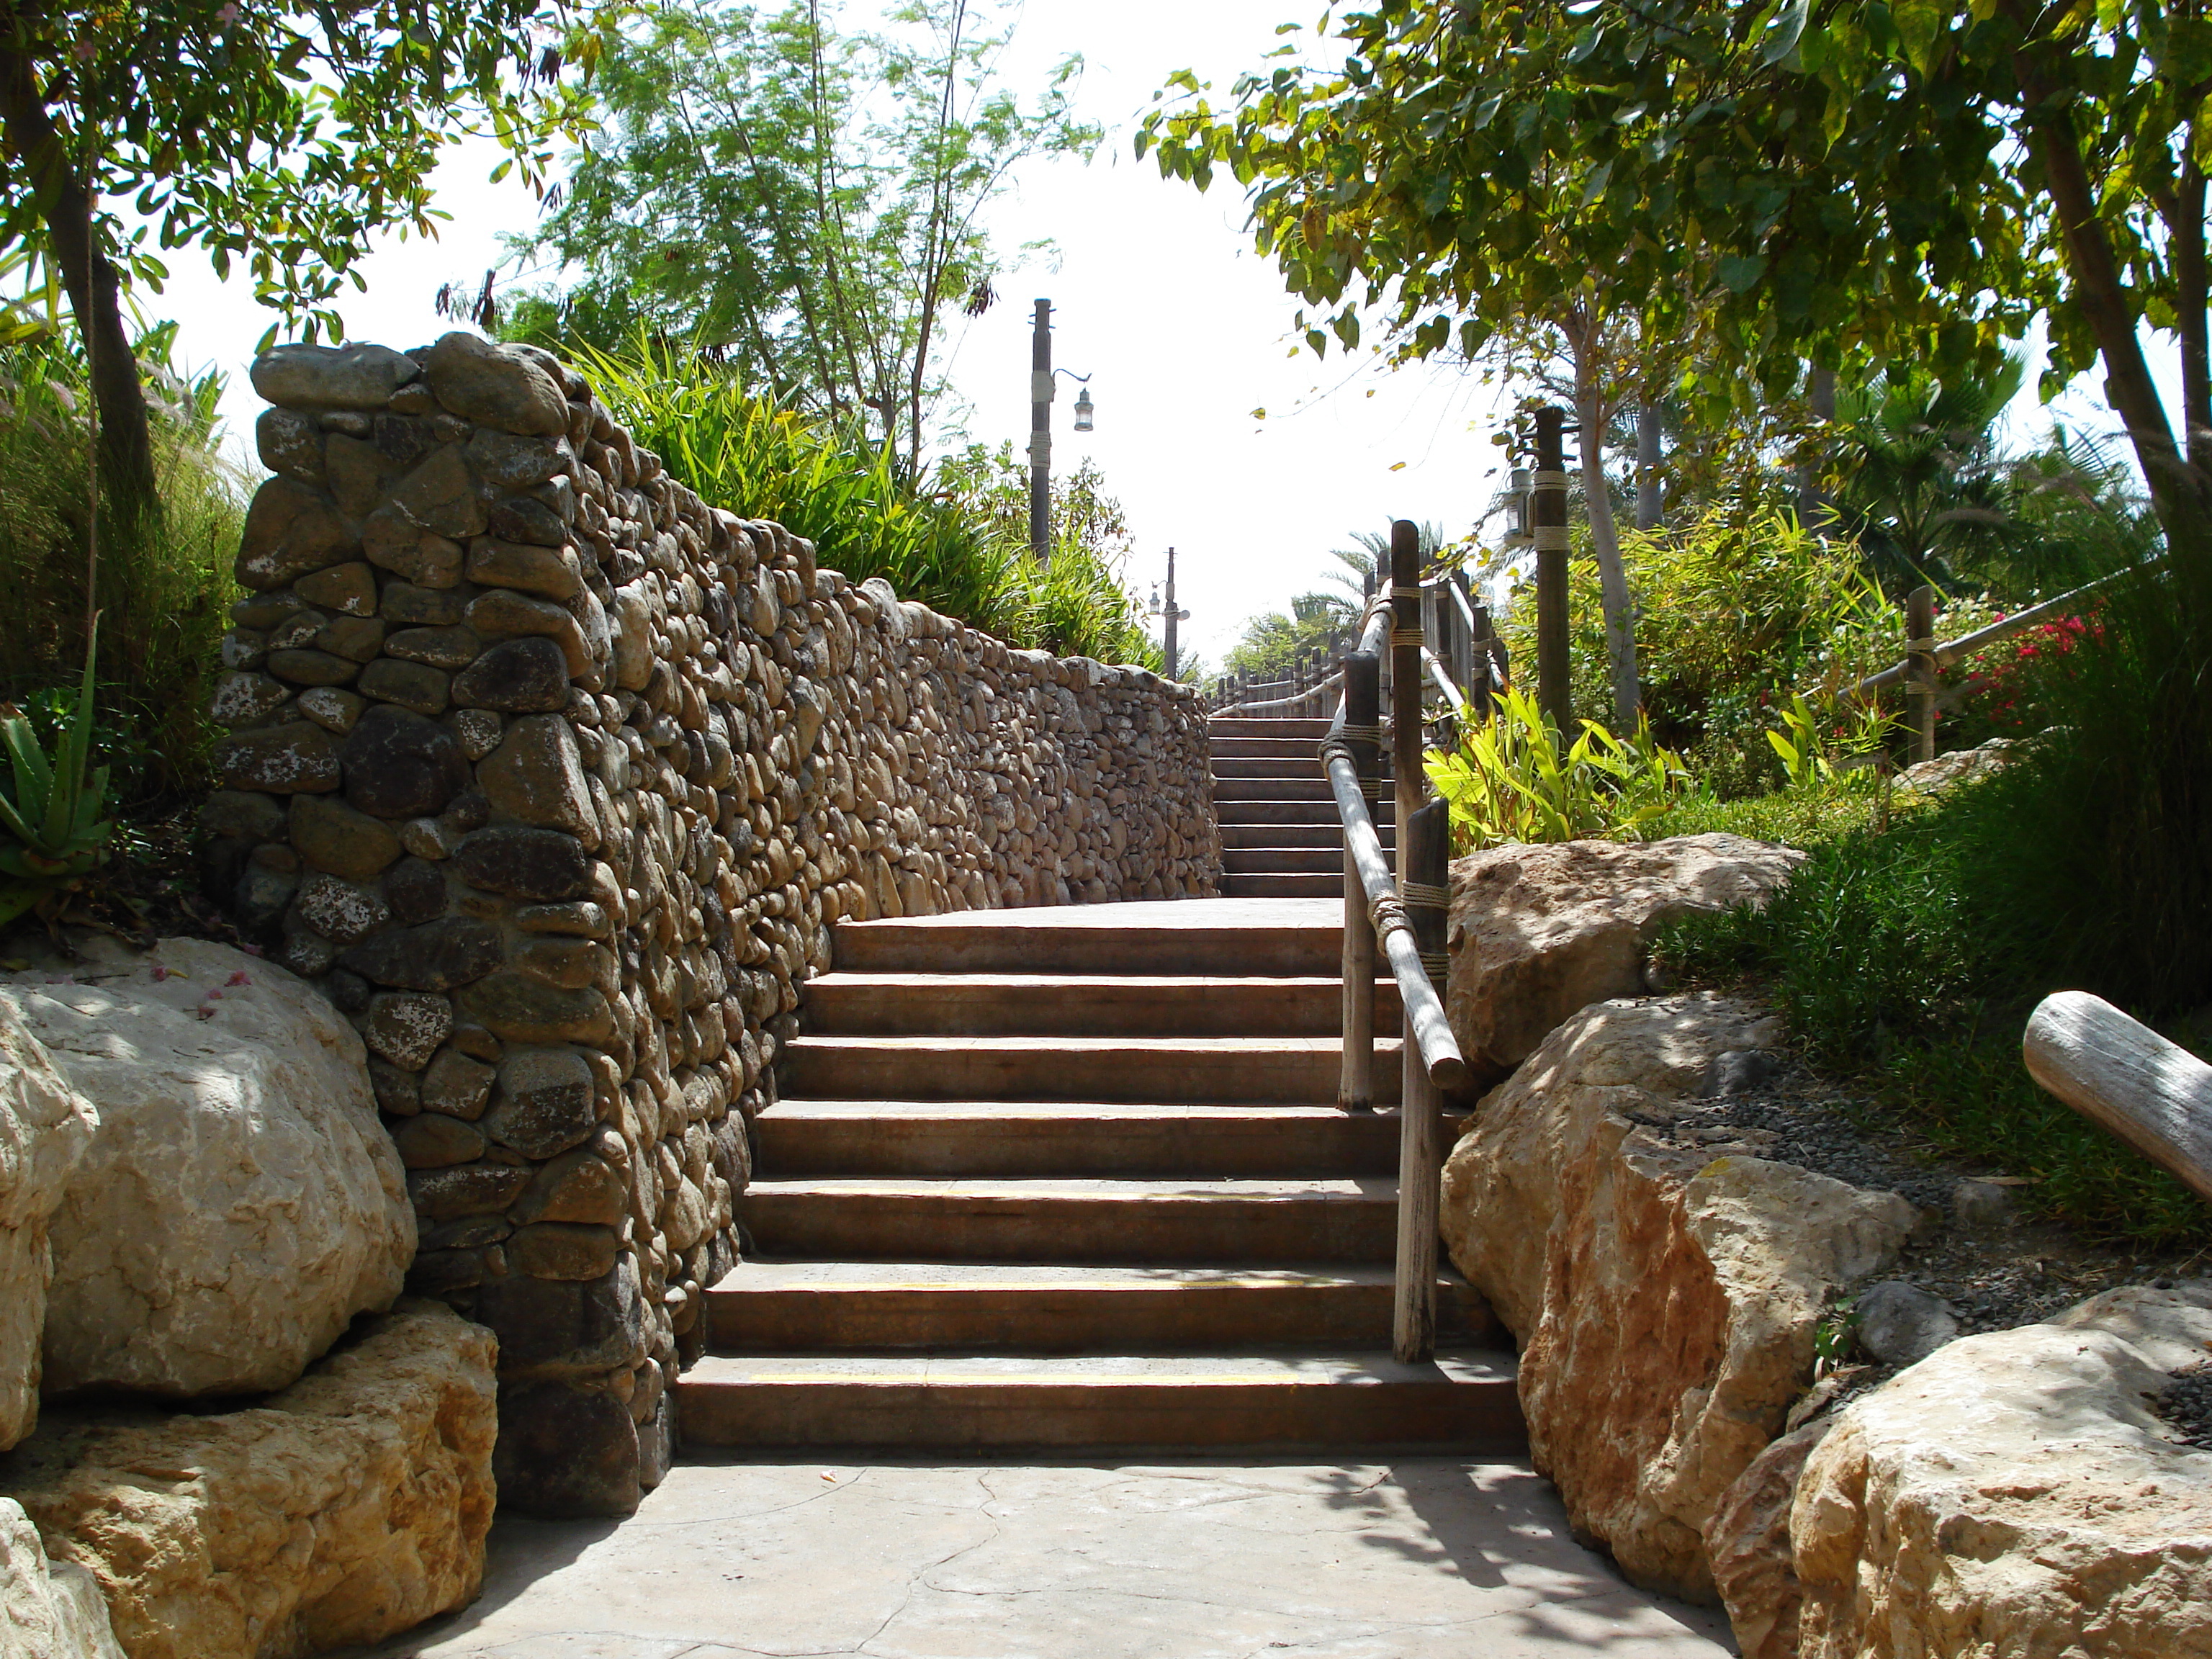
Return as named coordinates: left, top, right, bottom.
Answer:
left=1701, top=1048, right=1784, bottom=1097
left=1952, top=1178, right=2020, bottom=1229
left=1855, top=1278, right=1961, bottom=1368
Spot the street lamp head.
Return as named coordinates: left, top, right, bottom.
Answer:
left=1072, top=386, right=1094, bottom=432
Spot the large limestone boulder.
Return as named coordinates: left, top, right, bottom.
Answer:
left=0, top=1007, right=98, bottom=1452
left=1446, top=833, right=1804, bottom=1084
left=6, top=1303, right=497, bottom=1659
left=1440, top=994, right=1918, bottom=1601
left=0, top=1496, right=122, bottom=1659
left=1785, top=1282, right=2212, bottom=1658
left=0, top=940, right=413, bottom=1398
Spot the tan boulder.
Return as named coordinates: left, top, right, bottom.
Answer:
left=1446, top=833, right=1805, bottom=1084
left=1706, top=1419, right=1832, bottom=1659
left=1, top=1496, right=122, bottom=1659
left=0, top=1007, right=98, bottom=1452
left=1440, top=994, right=1918, bottom=1601
left=1789, top=1282, right=2212, bottom=1658
left=1, top=940, right=413, bottom=1399
left=7, top=1303, right=496, bottom=1659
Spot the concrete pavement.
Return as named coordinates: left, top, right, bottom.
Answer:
left=352, top=1455, right=1735, bottom=1658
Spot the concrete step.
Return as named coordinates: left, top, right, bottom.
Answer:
left=800, top=974, right=1397, bottom=1037
left=743, top=1177, right=1401, bottom=1263
left=1212, top=755, right=1324, bottom=781
left=1223, top=847, right=1347, bottom=876
left=705, top=1262, right=1497, bottom=1352
left=1215, top=799, right=1379, bottom=829
left=1215, top=776, right=1336, bottom=802
left=1209, top=718, right=1333, bottom=739
left=783, top=1034, right=1403, bottom=1105
left=755, top=1102, right=1419, bottom=1179
left=1219, top=873, right=1348, bottom=899
left=1208, top=736, right=1334, bottom=760
left=827, top=898, right=1345, bottom=976
left=1220, top=822, right=1388, bottom=851
left=677, top=1349, right=1524, bottom=1449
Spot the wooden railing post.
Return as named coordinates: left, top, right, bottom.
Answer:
left=1470, top=602, right=1494, bottom=716
left=1390, top=520, right=1424, bottom=865
left=1907, top=583, right=1937, bottom=765
left=1534, top=406, right=1573, bottom=736
left=1339, top=651, right=1381, bottom=1113
left=1395, top=796, right=1450, bottom=1364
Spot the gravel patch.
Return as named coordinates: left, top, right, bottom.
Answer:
left=1624, top=1058, right=2208, bottom=1349
left=2156, top=1363, right=2212, bottom=1449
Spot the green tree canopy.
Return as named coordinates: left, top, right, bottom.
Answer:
left=0, top=1, right=601, bottom=516
left=1138, top=0, right=2212, bottom=574
left=509, top=0, right=1097, bottom=477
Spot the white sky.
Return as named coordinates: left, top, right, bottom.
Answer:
left=144, top=0, right=1514, bottom=674
left=142, top=0, right=2169, bottom=673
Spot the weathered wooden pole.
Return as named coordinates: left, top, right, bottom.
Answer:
left=1339, top=650, right=1381, bottom=1114
left=1395, top=796, right=1450, bottom=1364
left=1469, top=603, right=1494, bottom=716
left=1390, top=519, right=1425, bottom=860
left=1533, top=407, right=1573, bottom=735
left=2026, top=991, right=2212, bottom=1203
left=1907, top=583, right=1938, bottom=765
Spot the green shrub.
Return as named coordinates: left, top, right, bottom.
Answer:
left=1425, top=688, right=1691, bottom=850
left=0, top=333, right=242, bottom=813
left=572, top=343, right=1156, bottom=666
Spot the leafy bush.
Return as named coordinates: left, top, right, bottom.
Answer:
left=0, top=332, right=242, bottom=811
left=1654, top=794, right=2208, bottom=1247
left=1502, top=506, right=1894, bottom=795
left=1425, top=688, right=1691, bottom=850
left=575, top=343, right=1156, bottom=665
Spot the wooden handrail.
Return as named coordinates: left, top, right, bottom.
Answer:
left=2025, top=991, right=2212, bottom=1202
left=1848, top=557, right=2159, bottom=701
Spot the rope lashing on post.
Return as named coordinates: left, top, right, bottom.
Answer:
left=1368, top=891, right=1411, bottom=945
left=1395, top=880, right=1450, bottom=909
left=1318, top=726, right=1386, bottom=802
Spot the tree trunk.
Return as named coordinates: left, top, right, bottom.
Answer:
left=0, top=46, right=157, bottom=529
left=1635, top=405, right=1663, bottom=531
left=1798, top=366, right=1836, bottom=531
left=2002, top=9, right=2212, bottom=575
left=1574, top=371, right=1640, bottom=732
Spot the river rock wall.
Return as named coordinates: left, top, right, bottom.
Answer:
left=194, top=333, right=1217, bottom=1516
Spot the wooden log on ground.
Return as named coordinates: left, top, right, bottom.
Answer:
left=2023, top=990, right=2212, bottom=1203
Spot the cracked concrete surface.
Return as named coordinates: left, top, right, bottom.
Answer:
left=346, top=1457, right=1734, bottom=1658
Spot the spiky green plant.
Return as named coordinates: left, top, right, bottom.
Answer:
left=0, top=620, right=113, bottom=927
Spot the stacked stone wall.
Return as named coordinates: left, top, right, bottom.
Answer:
left=195, top=332, right=1218, bottom=1515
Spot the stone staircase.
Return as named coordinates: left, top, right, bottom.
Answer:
left=680, top=890, right=1519, bottom=1452
left=1213, top=715, right=1391, bottom=898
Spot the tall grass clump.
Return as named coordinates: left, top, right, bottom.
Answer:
left=573, top=342, right=1155, bottom=666
left=0, top=334, right=243, bottom=811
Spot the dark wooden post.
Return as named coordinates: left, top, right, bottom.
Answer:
left=1470, top=603, right=1494, bottom=716
left=1395, top=796, right=1450, bottom=1364
left=1907, top=583, right=1937, bottom=765
left=1390, top=520, right=1424, bottom=866
left=1339, top=651, right=1381, bottom=1113
left=1534, top=406, right=1572, bottom=735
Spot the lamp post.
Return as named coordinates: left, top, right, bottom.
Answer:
left=1028, top=297, right=1093, bottom=572
left=1149, top=547, right=1190, bottom=678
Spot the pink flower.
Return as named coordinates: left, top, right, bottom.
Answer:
left=240, top=943, right=265, bottom=958
left=150, top=964, right=171, bottom=981
left=225, top=970, right=251, bottom=986
left=215, top=2, right=240, bottom=21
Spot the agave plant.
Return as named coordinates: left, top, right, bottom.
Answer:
left=0, top=623, right=113, bottom=927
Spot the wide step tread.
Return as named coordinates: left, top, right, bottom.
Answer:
left=745, top=1177, right=1400, bottom=1263
left=755, top=1102, right=1413, bottom=1178
left=678, top=1349, right=1522, bottom=1448
left=800, top=973, right=1396, bottom=1037
left=706, top=1262, right=1494, bottom=1351
left=784, top=1033, right=1402, bottom=1103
